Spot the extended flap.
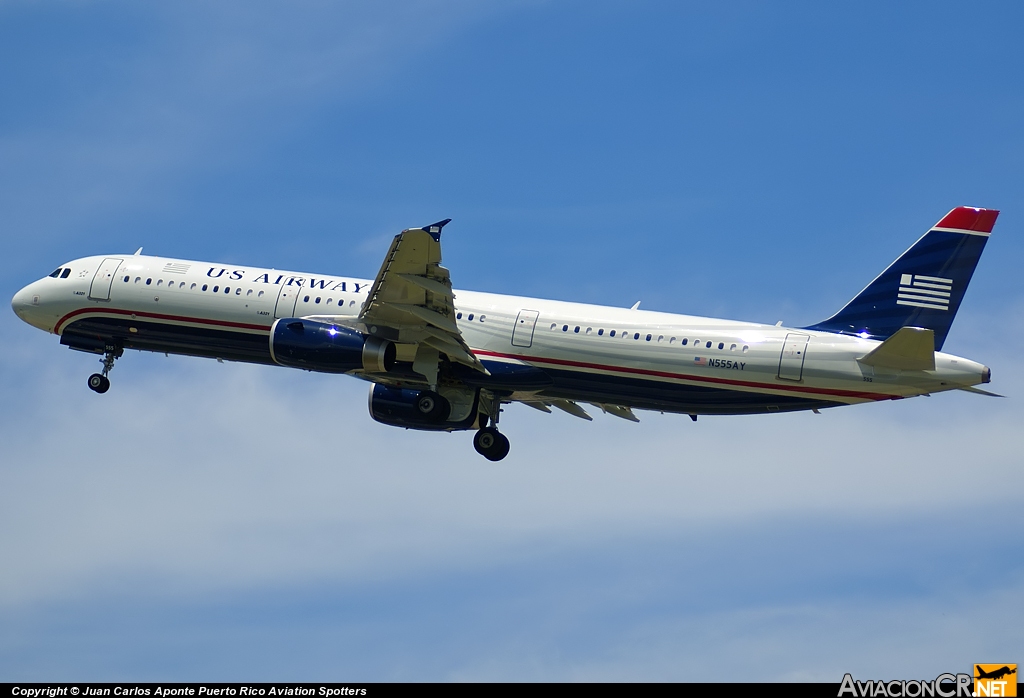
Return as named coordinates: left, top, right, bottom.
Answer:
left=858, top=327, right=935, bottom=371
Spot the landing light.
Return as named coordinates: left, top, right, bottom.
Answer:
left=858, top=331, right=870, bottom=338
left=328, top=327, right=338, bottom=336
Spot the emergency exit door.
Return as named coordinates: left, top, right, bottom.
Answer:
left=511, top=309, right=540, bottom=348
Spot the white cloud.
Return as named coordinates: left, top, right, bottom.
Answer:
left=1, top=319, right=1020, bottom=611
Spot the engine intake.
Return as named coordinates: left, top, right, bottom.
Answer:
left=270, top=318, right=395, bottom=374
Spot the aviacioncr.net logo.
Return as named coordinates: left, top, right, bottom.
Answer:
left=838, top=673, right=972, bottom=698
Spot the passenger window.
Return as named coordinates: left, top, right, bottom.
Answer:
left=247, top=289, right=253, bottom=297
left=597, top=329, right=604, bottom=336
left=718, top=342, right=724, bottom=350
left=213, top=286, right=219, bottom=293
left=681, top=338, right=687, bottom=345
left=706, top=341, right=712, bottom=348
left=480, top=315, right=486, bottom=322
left=742, top=345, right=749, bottom=353
left=349, top=300, right=356, bottom=307
left=202, top=284, right=208, bottom=291
left=236, top=288, right=241, bottom=295
left=550, top=323, right=557, bottom=330
left=585, top=328, right=592, bottom=334
left=303, top=295, right=310, bottom=302
left=646, top=334, right=652, bottom=341
left=574, top=326, right=580, bottom=333
left=146, top=278, right=152, bottom=285
left=693, top=339, right=699, bottom=346
left=258, top=290, right=264, bottom=297
left=730, top=343, right=737, bottom=351
left=658, top=335, right=664, bottom=342
left=135, top=277, right=141, bottom=284
left=123, top=276, right=129, bottom=283
left=563, top=325, right=568, bottom=332
left=669, top=337, right=675, bottom=344
left=458, top=313, right=463, bottom=320
left=468, top=314, right=474, bottom=321
left=610, top=330, right=616, bottom=337
left=315, top=297, right=321, bottom=304
left=157, top=280, right=163, bottom=286
left=191, top=283, right=197, bottom=290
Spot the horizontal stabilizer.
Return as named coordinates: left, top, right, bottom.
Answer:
left=957, top=385, right=1004, bottom=397
left=858, top=327, right=935, bottom=371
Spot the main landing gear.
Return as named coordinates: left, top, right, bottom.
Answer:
left=88, top=345, right=122, bottom=394
left=474, top=427, right=510, bottom=461
left=473, top=397, right=510, bottom=461
left=414, top=390, right=451, bottom=422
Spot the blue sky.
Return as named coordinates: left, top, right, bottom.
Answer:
left=1, top=0, right=1022, bottom=681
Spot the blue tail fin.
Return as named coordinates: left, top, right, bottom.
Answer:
left=805, top=207, right=998, bottom=350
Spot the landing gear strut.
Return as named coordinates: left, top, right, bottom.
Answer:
left=88, top=345, right=122, bottom=394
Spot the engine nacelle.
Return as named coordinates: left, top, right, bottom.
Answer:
left=270, top=318, right=395, bottom=374
left=368, top=383, right=481, bottom=431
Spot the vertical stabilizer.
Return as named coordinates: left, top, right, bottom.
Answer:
left=805, top=207, right=998, bottom=350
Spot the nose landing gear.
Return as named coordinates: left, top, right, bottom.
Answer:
left=88, top=345, right=122, bottom=394
left=87, top=373, right=110, bottom=393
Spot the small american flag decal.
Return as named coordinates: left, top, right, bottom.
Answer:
left=694, top=356, right=707, bottom=366
left=897, top=274, right=951, bottom=311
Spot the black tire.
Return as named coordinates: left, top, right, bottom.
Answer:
left=88, top=373, right=109, bottom=394
left=415, top=390, right=451, bottom=422
left=474, top=428, right=510, bottom=461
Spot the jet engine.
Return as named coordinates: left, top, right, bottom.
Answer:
left=270, top=318, right=395, bottom=373
left=368, top=383, right=482, bottom=431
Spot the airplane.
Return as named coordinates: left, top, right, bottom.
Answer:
left=11, top=206, right=999, bottom=461
left=975, top=666, right=1016, bottom=681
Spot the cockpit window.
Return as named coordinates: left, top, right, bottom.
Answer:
left=61, top=268, right=71, bottom=278
left=49, top=268, right=62, bottom=278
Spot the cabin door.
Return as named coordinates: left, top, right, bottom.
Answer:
left=88, top=258, right=123, bottom=301
left=511, top=309, right=540, bottom=348
left=275, top=283, right=303, bottom=319
left=777, top=333, right=810, bottom=381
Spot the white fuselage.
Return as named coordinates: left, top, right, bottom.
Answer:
left=11, top=253, right=989, bottom=415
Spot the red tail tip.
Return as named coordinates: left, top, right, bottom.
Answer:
left=936, top=206, right=1000, bottom=233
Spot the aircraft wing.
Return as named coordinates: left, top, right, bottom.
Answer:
left=358, top=220, right=488, bottom=375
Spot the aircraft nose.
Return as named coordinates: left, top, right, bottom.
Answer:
left=11, top=283, right=39, bottom=322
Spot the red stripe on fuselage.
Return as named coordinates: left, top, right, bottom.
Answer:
left=54, top=307, right=272, bottom=335
left=474, top=349, right=893, bottom=401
